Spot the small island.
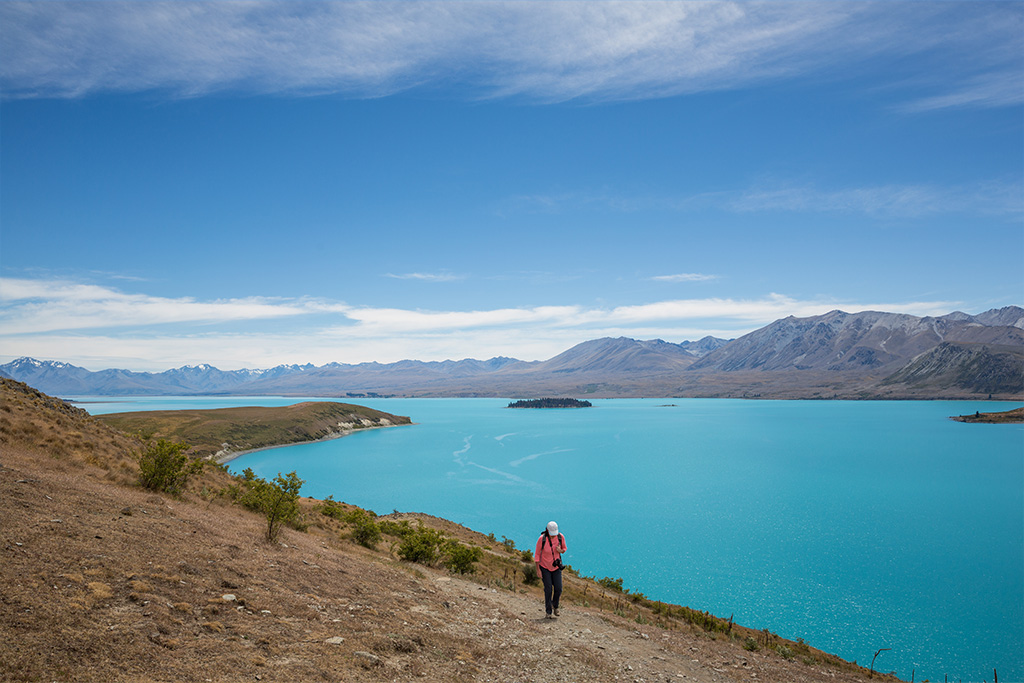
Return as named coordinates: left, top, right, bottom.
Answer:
left=507, top=397, right=593, bottom=409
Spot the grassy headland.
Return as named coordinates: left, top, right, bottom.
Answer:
left=96, top=401, right=411, bottom=461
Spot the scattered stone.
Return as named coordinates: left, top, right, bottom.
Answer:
left=120, top=507, right=132, bottom=516
left=324, top=636, right=345, bottom=645
left=353, top=651, right=381, bottom=668
left=221, top=594, right=237, bottom=602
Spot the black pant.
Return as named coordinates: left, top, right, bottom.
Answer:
left=540, top=566, right=562, bottom=614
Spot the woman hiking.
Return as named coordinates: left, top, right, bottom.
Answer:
left=535, top=520, right=567, bottom=618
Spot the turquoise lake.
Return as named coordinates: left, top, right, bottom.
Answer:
left=76, top=396, right=1024, bottom=682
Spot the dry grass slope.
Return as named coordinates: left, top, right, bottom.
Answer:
left=1, top=378, right=899, bottom=682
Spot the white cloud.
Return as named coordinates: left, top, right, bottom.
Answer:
left=384, top=272, right=465, bottom=282
left=1, top=1, right=1019, bottom=109
left=651, top=273, right=718, bottom=283
left=0, top=276, right=965, bottom=370
left=727, top=180, right=1024, bottom=218
left=505, top=178, right=1024, bottom=219
left=0, top=277, right=323, bottom=334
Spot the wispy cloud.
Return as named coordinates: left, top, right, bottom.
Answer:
left=384, top=272, right=465, bottom=282
left=727, top=180, right=1024, bottom=218
left=0, top=277, right=326, bottom=334
left=1, top=1, right=1019, bottom=109
left=502, top=178, right=1024, bottom=219
left=0, top=276, right=964, bottom=370
left=651, top=273, right=719, bottom=283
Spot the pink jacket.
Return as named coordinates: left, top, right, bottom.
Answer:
left=535, top=533, right=566, bottom=571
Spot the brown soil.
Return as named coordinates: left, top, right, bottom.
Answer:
left=0, top=379, right=897, bottom=683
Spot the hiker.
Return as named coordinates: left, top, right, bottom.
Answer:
left=535, top=520, right=567, bottom=618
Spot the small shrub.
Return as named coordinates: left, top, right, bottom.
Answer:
left=396, top=525, right=446, bottom=565
left=598, top=576, right=625, bottom=593
left=235, top=470, right=304, bottom=542
left=521, top=562, right=540, bottom=585
left=520, top=549, right=533, bottom=562
left=444, top=541, right=483, bottom=574
left=344, top=509, right=382, bottom=549
left=319, top=495, right=346, bottom=520
left=776, top=645, right=794, bottom=660
left=137, top=440, right=202, bottom=495
left=500, top=536, right=517, bottom=553
left=379, top=519, right=414, bottom=538
left=743, top=637, right=760, bottom=652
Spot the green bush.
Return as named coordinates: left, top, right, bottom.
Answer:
left=743, top=637, right=760, bottom=652
left=344, top=508, right=382, bottom=549
left=598, top=576, right=625, bottom=593
left=396, top=525, right=446, bottom=564
left=379, top=518, right=414, bottom=538
left=234, top=470, right=305, bottom=542
left=444, top=541, right=483, bottom=574
left=521, top=561, right=540, bottom=585
left=137, top=439, right=202, bottom=495
left=319, top=495, right=346, bottom=520
left=520, top=549, right=533, bottom=562
left=390, top=525, right=483, bottom=574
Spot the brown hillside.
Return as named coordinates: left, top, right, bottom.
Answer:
left=1, top=378, right=894, bottom=682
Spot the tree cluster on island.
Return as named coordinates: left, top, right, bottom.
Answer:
left=506, top=397, right=593, bottom=409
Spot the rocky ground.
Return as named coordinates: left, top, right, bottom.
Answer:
left=0, top=378, right=898, bottom=683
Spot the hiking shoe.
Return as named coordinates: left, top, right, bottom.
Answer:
left=553, top=608, right=560, bottom=617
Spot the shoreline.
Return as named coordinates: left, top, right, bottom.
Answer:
left=213, top=423, right=408, bottom=465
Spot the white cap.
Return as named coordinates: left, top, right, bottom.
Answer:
left=546, top=521, right=559, bottom=536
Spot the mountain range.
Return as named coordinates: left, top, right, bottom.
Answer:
left=3, top=307, right=1022, bottom=399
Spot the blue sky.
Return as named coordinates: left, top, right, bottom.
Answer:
left=1, top=1, right=1021, bottom=371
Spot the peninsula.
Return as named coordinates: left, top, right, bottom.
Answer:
left=950, top=406, right=1024, bottom=423
left=96, top=401, right=411, bottom=461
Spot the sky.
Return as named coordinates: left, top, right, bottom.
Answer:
left=1, top=1, right=1022, bottom=371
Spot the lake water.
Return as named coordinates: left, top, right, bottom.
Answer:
left=76, top=396, right=1023, bottom=682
